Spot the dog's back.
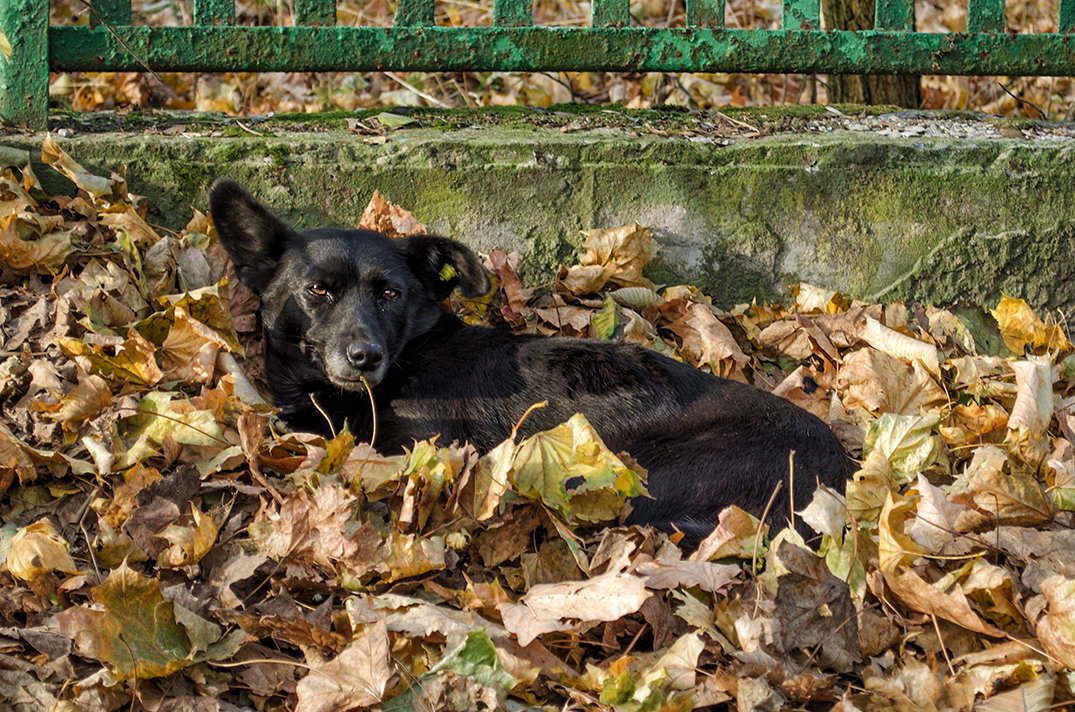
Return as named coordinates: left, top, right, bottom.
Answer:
left=209, top=179, right=853, bottom=539
left=372, top=324, right=853, bottom=539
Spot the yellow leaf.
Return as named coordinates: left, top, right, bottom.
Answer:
left=157, top=506, right=219, bottom=568
left=560, top=224, right=656, bottom=295
left=57, top=331, right=163, bottom=387
left=41, top=135, right=126, bottom=203
left=991, top=296, right=1071, bottom=355
left=510, top=413, right=648, bottom=525
left=862, top=413, right=941, bottom=485
left=877, top=491, right=923, bottom=573
left=7, top=519, right=79, bottom=581
left=0, top=30, right=12, bottom=62
left=790, top=283, right=848, bottom=314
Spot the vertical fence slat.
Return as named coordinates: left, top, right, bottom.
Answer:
left=686, top=0, right=724, bottom=27
left=874, top=0, right=913, bottom=30
left=967, top=0, right=1005, bottom=32
left=592, top=0, right=630, bottom=27
left=1061, top=0, right=1075, bottom=32
left=90, top=0, right=132, bottom=26
left=0, top=0, right=49, bottom=129
left=494, top=0, right=532, bottom=26
left=782, top=0, right=819, bottom=29
left=194, top=0, right=235, bottom=25
left=395, top=0, right=434, bottom=26
left=295, top=0, right=335, bottom=26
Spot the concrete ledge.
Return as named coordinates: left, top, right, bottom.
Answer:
left=3, top=108, right=1075, bottom=312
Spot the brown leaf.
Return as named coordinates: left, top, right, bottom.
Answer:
left=358, top=190, right=427, bottom=238
left=0, top=214, right=73, bottom=272
left=885, top=566, right=1006, bottom=638
left=962, top=445, right=1055, bottom=527
left=36, top=368, right=113, bottom=430
left=839, top=347, right=947, bottom=415
left=558, top=224, right=656, bottom=295
left=41, top=135, right=126, bottom=203
left=689, top=506, right=766, bottom=562
left=159, top=306, right=232, bottom=384
left=294, top=620, right=393, bottom=712
left=635, top=559, right=740, bottom=593
left=663, top=301, right=748, bottom=378
left=1035, top=576, right=1075, bottom=668
left=772, top=541, right=859, bottom=673
left=758, top=318, right=815, bottom=361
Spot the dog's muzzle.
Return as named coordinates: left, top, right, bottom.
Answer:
left=326, top=340, right=388, bottom=389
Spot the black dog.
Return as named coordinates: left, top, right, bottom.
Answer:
left=209, top=179, right=852, bottom=540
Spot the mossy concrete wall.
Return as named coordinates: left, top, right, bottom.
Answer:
left=4, top=109, right=1075, bottom=314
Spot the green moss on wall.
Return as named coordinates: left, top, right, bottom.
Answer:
left=7, top=114, right=1075, bottom=314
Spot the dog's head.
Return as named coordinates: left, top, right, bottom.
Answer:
left=208, top=178, right=490, bottom=390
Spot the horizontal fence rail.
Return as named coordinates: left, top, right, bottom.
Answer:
left=4, top=0, right=1075, bottom=128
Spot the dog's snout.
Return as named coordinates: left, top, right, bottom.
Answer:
left=346, top=341, right=384, bottom=371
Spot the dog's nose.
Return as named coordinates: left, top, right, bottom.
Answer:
left=346, top=342, right=383, bottom=371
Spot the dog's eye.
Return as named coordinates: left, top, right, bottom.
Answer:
left=308, top=284, right=329, bottom=297
left=381, top=288, right=400, bottom=301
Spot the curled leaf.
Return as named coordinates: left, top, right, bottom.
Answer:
left=7, top=519, right=79, bottom=581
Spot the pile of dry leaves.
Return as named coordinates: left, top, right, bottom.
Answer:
left=2, top=141, right=1075, bottom=712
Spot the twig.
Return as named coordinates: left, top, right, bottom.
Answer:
left=931, top=612, right=956, bottom=677
left=787, top=449, right=796, bottom=532
left=511, top=401, right=547, bottom=440
left=997, top=80, right=1047, bottom=119
left=74, top=0, right=163, bottom=84
left=386, top=72, right=451, bottom=108
left=751, top=480, right=782, bottom=582
left=236, top=121, right=265, bottom=137
left=713, top=110, right=761, bottom=136
left=308, top=393, right=336, bottom=439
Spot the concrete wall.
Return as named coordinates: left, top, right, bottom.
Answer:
left=4, top=109, right=1075, bottom=313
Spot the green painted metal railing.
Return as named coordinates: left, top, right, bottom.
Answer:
left=3, top=0, right=1075, bottom=129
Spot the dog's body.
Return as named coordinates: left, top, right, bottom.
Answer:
left=209, top=179, right=852, bottom=539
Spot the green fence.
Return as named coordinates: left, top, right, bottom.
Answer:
left=4, top=0, right=1075, bottom=129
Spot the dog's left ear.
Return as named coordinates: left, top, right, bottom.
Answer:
left=402, top=235, right=491, bottom=301
left=208, top=178, right=296, bottom=294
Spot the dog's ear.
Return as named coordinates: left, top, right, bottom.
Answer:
left=208, top=178, right=294, bottom=294
left=402, top=235, right=491, bottom=301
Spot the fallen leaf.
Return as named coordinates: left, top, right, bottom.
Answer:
left=7, top=519, right=79, bottom=581
left=510, top=413, right=647, bottom=525
left=294, top=620, right=393, bottom=712
left=358, top=190, right=427, bottom=238
left=991, top=296, right=1070, bottom=355
left=53, top=563, right=194, bottom=680
left=499, top=572, right=651, bottom=646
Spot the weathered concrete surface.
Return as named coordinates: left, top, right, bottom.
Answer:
left=3, top=108, right=1075, bottom=313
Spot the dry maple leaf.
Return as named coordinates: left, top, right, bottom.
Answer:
left=358, top=190, right=427, bottom=238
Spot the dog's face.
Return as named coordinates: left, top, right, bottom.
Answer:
left=208, top=179, right=489, bottom=391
